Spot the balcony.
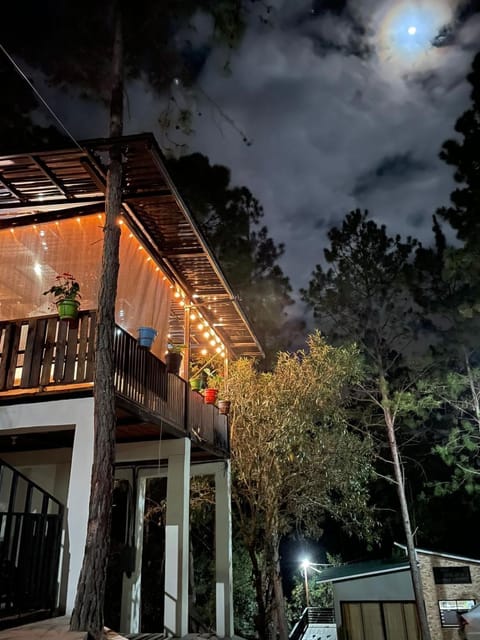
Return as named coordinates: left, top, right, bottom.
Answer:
left=0, top=311, right=228, bottom=455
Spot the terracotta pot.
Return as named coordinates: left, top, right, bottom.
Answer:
left=204, top=388, right=218, bottom=405
left=57, top=299, right=80, bottom=320
left=218, top=400, right=231, bottom=415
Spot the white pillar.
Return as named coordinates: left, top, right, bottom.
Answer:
left=65, top=403, right=95, bottom=612
left=191, top=460, right=234, bottom=638
left=214, top=461, right=234, bottom=638
left=164, top=438, right=191, bottom=636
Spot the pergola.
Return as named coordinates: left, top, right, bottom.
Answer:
left=0, top=133, right=264, bottom=361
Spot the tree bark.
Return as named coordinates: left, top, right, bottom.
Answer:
left=380, top=376, right=432, bottom=640
left=271, top=531, right=289, bottom=640
left=248, top=545, right=269, bottom=640
left=70, top=4, right=123, bottom=638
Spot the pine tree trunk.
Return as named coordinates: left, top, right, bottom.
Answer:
left=380, top=377, right=432, bottom=640
left=70, top=5, right=123, bottom=638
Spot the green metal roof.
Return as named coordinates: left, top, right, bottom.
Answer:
left=313, top=559, right=410, bottom=583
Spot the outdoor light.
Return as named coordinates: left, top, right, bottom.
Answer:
left=300, top=559, right=311, bottom=608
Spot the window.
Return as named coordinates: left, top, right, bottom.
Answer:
left=433, top=566, right=471, bottom=584
left=438, top=600, right=476, bottom=627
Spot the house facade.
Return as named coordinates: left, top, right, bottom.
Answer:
left=0, top=134, right=263, bottom=635
left=314, top=547, right=480, bottom=640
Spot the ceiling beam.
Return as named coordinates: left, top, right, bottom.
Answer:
left=0, top=175, right=27, bottom=202
left=31, top=155, right=69, bottom=197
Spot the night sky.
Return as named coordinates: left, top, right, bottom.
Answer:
left=20, top=0, right=480, bottom=295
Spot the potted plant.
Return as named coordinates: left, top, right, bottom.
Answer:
left=138, top=326, right=158, bottom=350
left=166, top=343, right=185, bottom=375
left=43, top=272, right=81, bottom=320
left=204, top=374, right=222, bottom=405
left=217, top=377, right=231, bottom=415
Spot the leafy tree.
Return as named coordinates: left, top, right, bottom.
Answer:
left=302, top=209, right=434, bottom=640
left=233, top=541, right=258, bottom=638
left=224, top=333, right=375, bottom=640
left=1, top=2, right=264, bottom=636
left=168, top=153, right=294, bottom=363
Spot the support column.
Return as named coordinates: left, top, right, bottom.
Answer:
left=164, top=438, right=191, bottom=636
left=215, top=460, right=234, bottom=638
left=191, top=460, right=234, bottom=638
left=65, top=403, right=95, bottom=613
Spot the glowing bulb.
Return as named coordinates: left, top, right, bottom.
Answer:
left=210, top=339, right=216, bottom=347
left=198, top=323, right=204, bottom=331
left=201, top=349, right=207, bottom=356
left=216, top=347, right=222, bottom=353
left=190, top=313, right=197, bottom=321
left=203, top=331, right=210, bottom=339
left=174, top=291, right=180, bottom=298
left=408, top=25, right=416, bottom=35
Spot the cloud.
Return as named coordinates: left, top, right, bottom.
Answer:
left=183, top=0, right=478, bottom=292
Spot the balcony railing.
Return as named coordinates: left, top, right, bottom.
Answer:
left=0, top=312, right=228, bottom=453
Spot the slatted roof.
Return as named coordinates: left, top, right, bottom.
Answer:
left=0, top=133, right=264, bottom=358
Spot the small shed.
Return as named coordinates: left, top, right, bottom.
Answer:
left=314, top=547, right=480, bottom=640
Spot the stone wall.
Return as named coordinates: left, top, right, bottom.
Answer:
left=418, top=552, right=480, bottom=640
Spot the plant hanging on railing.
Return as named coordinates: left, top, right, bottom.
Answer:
left=43, top=272, right=81, bottom=320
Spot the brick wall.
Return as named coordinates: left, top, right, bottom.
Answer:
left=418, top=552, right=480, bottom=640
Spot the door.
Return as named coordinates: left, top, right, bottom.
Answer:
left=341, top=602, right=421, bottom=640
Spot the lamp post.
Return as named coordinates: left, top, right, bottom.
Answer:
left=300, top=559, right=311, bottom=608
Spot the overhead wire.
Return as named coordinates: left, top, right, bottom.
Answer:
left=0, top=42, right=83, bottom=151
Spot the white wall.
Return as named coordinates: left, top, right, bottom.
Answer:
left=333, top=570, right=414, bottom=624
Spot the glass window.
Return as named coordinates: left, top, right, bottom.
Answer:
left=438, top=600, right=476, bottom=627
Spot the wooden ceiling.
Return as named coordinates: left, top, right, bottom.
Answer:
left=0, top=134, right=263, bottom=358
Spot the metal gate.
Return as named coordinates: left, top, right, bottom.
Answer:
left=0, top=458, right=64, bottom=625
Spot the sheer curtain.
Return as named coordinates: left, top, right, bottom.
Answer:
left=0, top=213, right=172, bottom=359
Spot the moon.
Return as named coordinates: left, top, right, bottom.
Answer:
left=407, top=25, right=417, bottom=35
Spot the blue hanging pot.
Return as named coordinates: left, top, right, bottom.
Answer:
left=138, top=326, right=157, bottom=350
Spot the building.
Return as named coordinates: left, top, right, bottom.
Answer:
left=312, top=546, right=480, bottom=640
left=0, top=134, right=263, bottom=635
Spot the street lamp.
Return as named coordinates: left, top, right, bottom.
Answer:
left=300, top=559, right=311, bottom=608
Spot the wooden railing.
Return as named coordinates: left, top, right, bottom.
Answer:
left=0, top=312, right=228, bottom=451
left=0, top=312, right=96, bottom=390
left=187, top=388, right=229, bottom=453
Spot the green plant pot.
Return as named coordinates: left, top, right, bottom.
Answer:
left=190, top=378, right=202, bottom=392
left=57, top=299, right=80, bottom=320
